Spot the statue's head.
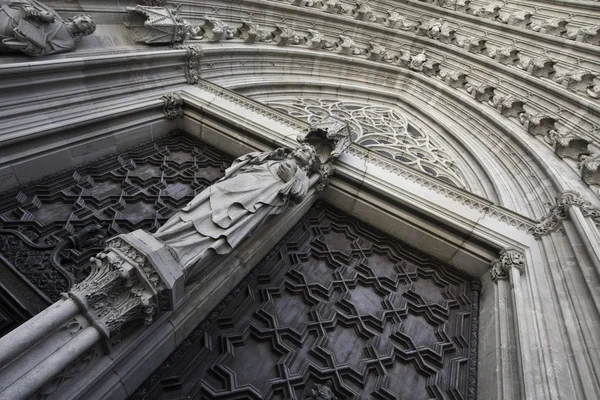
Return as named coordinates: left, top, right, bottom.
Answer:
left=292, top=144, right=320, bottom=172
left=66, top=15, right=96, bottom=41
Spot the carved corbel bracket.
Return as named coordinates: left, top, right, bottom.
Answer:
left=273, top=25, right=302, bottom=46
left=474, top=3, right=502, bottom=21
left=519, top=113, right=557, bottom=137
left=490, top=249, right=525, bottom=282
left=468, top=83, right=496, bottom=103
left=202, top=16, right=234, bottom=42
left=236, top=20, right=271, bottom=43
left=527, top=57, right=556, bottom=79
left=443, top=70, right=468, bottom=88
left=492, top=46, right=520, bottom=66
left=162, top=92, right=183, bottom=119
left=305, top=29, right=327, bottom=49
left=535, top=18, right=570, bottom=37
left=352, top=1, right=375, bottom=21
left=464, top=37, right=487, bottom=54
left=497, top=95, right=525, bottom=118
left=576, top=25, right=600, bottom=46
left=366, top=42, right=387, bottom=61
left=555, top=70, right=598, bottom=95
left=335, top=35, right=360, bottom=55
left=505, top=11, right=533, bottom=28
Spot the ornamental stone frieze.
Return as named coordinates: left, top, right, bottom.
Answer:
left=490, top=249, right=525, bottom=282
left=529, top=191, right=600, bottom=238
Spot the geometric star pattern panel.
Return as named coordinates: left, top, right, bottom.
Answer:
left=133, top=203, right=479, bottom=400
left=0, top=132, right=232, bottom=336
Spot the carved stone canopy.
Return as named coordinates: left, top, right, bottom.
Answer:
left=298, top=117, right=352, bottom=191
left=125, top=6, right=189, bottom=44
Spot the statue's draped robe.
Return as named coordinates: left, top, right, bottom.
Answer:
left=155, top=152, right=309, bottom=269
left=0, top=0, right=75, bottom=56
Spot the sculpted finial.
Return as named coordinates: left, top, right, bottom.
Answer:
left=0, top=0, right=95, bottom=56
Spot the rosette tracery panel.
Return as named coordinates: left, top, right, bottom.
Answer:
left=134, top=203, right=480, bottom=400
left=268, top=98, right=468, bottom=188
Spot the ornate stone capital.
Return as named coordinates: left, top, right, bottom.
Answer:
left=490, top=249, right=525, bottom=282
left=529, top=191, right=600, bottom=238
left=162, top=92, right=183, bottom=119
left=69, top=234, right=178, bottom=344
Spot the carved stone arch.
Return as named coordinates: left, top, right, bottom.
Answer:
left=197, top=45, right=570, bottom=218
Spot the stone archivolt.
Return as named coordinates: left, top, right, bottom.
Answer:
left=176, top=11, right=600, bottom=192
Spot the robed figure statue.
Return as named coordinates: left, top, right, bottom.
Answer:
left=154, top=143, right=321, bottom=271
left=0, top=0, right=95, bottom=56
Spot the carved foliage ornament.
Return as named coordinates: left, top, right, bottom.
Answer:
left=170, top=44, right=202, bottom=84
left=490, top=249, right=525, bottom=281
left=528, top=191, right=600, bottom=239
left=162, top=92, right=183, bottom=119
left=69, top=236, right=168, bottom=341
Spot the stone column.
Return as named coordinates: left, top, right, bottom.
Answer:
left=490, top=249, right=529, bottom=399
left=0, top=231, right=183, bottom=400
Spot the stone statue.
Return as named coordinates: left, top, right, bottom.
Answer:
left=0, top=0, right=95, bottom=56
left=154, top=143, right=321, bottom=272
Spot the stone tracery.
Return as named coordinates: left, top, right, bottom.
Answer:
left=269, top=98, right=468, bottom=188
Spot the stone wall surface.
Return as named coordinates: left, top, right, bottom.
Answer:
left=0, top=0, right=600, bottom=398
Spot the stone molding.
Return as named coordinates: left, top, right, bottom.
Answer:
left=162, top=92, right=183, bottom=119
left=528, top=190, right=600, bottom=238
left=490, top=249, right=526, bottom=281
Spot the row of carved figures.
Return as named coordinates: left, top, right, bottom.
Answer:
left=264, top=0, right=600, bottom=101
left=288, top=0, right=600, bottom=41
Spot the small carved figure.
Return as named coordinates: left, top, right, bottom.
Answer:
left=0, top=0, right=95, bottom=56
left=154, top=144, right=320, bottom=271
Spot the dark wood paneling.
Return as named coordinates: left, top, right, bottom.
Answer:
left=135, top=203, right=480, bottom=399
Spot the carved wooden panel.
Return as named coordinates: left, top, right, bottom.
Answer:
left=134, top=203, right=479, bottom=399
left=0, top=132, right=231, bottom=336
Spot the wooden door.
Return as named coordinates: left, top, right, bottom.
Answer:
left=135, top=203, right=479, bottom=400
